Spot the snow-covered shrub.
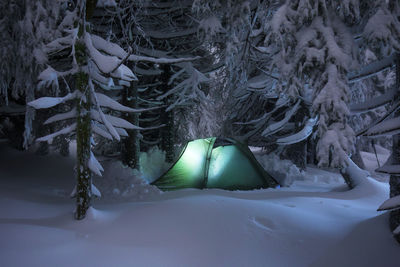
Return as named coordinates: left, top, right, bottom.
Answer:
left=95, top=160, right=161, bottom=201
left=255, top=152, right=305, bottom=187
left=140, top=146, right=171, bottom=183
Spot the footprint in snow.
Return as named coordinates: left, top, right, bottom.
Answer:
left=250, top=216, right=276, bottom=231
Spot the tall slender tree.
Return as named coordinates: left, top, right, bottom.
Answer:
left=28, top=0, right=142, bottom=219
left=29, top=0, right=204, bottom=219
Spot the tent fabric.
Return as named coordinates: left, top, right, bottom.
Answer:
left=151, top=137, right=278, bottom=191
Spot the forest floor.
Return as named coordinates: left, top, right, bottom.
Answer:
left=0, top=140, right=399, bottom=267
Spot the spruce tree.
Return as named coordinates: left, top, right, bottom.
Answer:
left=29, top=0, right=142, bottom=219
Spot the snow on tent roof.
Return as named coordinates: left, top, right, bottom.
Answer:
left=151, top=137, right=279, bottom=190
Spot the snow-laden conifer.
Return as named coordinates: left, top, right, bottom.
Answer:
left=28, top=0, right=202, bottom=219
left=265, top=0, right=361, bottom=168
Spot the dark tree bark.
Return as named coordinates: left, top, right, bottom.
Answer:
left=74, top=0, right=96, bottom=220
left=390, top=54, right=400, bottom=242
left=59, top=136, right=70, bottom=157
left=282, top=103, right=309, bottom=170
left=160, top=64, right=175, bottom=163
left=1, top=115, right=25, bottom=150
left=390, top=135, right=400, bottom=241
left=283, top=140, right=307, bottom=170
left=75, top=71, right=92, bottom=220
left=122, top=81, right=141, bottom=170
left=307, top=137, right=317, bottom=165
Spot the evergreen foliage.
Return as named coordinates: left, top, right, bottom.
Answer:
left=1, top=0, right=400, bottom=240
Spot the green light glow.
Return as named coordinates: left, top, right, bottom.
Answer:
left=180, top=139, right=207, bottom=175
left=208, top=146, right=233, bottom=181
left=153, top=138, right=215, bottom=189
left=153, top=137, right=268, bottom=190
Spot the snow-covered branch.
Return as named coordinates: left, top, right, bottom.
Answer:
left=350, top=87, right=397, bottom=114
left=44, top=108, right=77, bottom=124
left=348, top=55, right=395, bottom=83
left=276, top=116, right=318, bottom=145
left=378, top=195, right=400, bottom=211
left=91, top=34, right=201, bottom=64
left=36, top=123, right=76, bottom=143
left=91, top=110, right=143, bottom=130
left=262, top=100, right=300, bottom=137
left=28, top=91, right=78, bottom=109
left=364, top=117, right=400, bottom=137
left=95, top=93, right=164, bottom=113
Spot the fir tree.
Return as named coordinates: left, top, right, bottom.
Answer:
left=29, top=0, right=144, bottom=219
left=354, top=0, right=400, bottom=243
left=265, top=0, right=360, bottom=168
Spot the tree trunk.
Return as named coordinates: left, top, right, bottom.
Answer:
left=284, top=141, right=307, bottom=170
left=122, top=82, right=141, bottom=170
left=161, top=108, right=174, bottom=163
left=160, top=64, right=175, bottom=163
left=75, top=71, right=92, bottom=220
left=283, top=103, right=308, bottom=170
left=74, top=1, right=95, bottom=220
left=59, top=136, right=70, bottom=157
left=390, top=135, right=400, bottom=241
left=390, top=54, right=400, bottom=242
left=351, top=139, right=366, bottom=170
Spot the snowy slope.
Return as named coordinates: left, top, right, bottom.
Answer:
left=0, top=141, right=399, bottom=267
left=360, top=145, right=391, bottom=182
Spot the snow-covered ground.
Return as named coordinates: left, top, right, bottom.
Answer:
left=360, top=145, right=391, bottom=182
left=0, top=140, right=399, bottom=267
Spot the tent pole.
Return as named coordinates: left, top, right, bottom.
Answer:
left=203, top=137, right=216, bottom=188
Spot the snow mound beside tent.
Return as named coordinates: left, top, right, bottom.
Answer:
left=95, top=160, right=161, bottom=201
left=140, top=146, right=171, bottom=183
left=255, top=152, right=306, bottom=186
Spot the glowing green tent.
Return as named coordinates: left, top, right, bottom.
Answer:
left=151, top=137, right=279, bottom=190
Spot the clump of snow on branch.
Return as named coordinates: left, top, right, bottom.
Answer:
left=363, top=3, right=400, bottom=56
left=316, top=123, right=355, bottom=168
left=158, top=62, right=209, bottom=111
left=198, top=16, right=225, bottom=39
left=37, top=66, right=59, bottom=91
left=266, top=0, right=359, bottom=168
left=276, top=116, right=318, bottom=145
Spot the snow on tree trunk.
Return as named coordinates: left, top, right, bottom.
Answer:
left=122, top=81, right=141, bottom=170
left=313, top=62, right=355, bottom=168
left=75, top=71, right=92, bottom=220
left=75, top=1, right=95, bottom=220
